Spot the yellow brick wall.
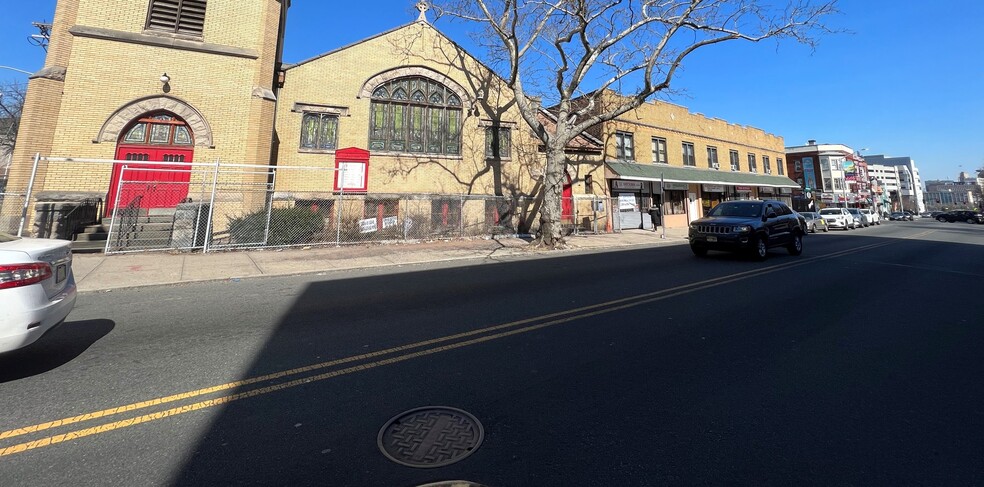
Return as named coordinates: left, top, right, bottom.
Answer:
left=600, top=91, right=786, bottom=173
left=274, top=22, right=543, bottom=199
left=75, top=0, right=271, bottom=53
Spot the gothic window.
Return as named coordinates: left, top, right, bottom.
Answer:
left=368, top=76, right=462, bottom=155
left=121, top=113, right=194, bottom=146
left=146, top=0, right=207, bottom=36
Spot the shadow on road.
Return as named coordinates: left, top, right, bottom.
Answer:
left=0, top=319, right=116, bottom=383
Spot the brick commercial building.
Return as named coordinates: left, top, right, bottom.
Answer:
left=3, top=0, right=797, bottom=245
left=589, top=91, right=798, bottom=230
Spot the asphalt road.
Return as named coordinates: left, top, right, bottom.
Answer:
left=1, top=219, right=982, bottom=486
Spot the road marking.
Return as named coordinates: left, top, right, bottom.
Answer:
left=0, top=241, right=894, bottom=457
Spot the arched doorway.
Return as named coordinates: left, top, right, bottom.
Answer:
left=108, top=112, right=194, bottom=213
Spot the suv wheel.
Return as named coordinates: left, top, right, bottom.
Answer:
left=937, top=216, right=947, bottom=222
left=967, top=218, right=976, bottom=224
left=691, top=245, right=708, bottom=257
left=752, top=236, right=768, bottom=261
left=787, top=232, right=803, bottom=256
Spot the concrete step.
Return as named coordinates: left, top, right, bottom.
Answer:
left=71, top=240, right=108, bottom=253
left=81, top=224, right=110, bottom=234
left=74, top=232, right=108, bottom=242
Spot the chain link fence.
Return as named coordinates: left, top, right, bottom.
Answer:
left=3, top=157, right=622, bottom=253
left=0, top=193, right=25, bottom=234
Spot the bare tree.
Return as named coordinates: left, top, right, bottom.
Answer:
left=1, top=82, right=27, bottom=186
left=433, top=0, right=838, bottom=247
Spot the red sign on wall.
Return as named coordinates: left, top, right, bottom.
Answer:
left=333, top=147, right=370, bottom=192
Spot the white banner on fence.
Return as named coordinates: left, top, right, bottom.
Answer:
left=359, top=218, right=378, bottom=233
left=382, top=216, right=398, bottom=229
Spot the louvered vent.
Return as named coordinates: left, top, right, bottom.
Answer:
left=147, top=0, right=207, bottom=36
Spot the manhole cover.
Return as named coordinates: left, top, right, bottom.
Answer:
left=378, top=406, right=484, bottom=468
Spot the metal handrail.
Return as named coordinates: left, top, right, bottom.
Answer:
left=115, top=196, right=143, bottom=248
left=59, top=198, right=104, bottom=239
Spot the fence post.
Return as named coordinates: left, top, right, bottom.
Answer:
left=262, top=168, right=277, bottom=245
left=103, top=164, right=128, bottom=253
left=459, top=194, right=464, bottom=238
left=402, top=195, right=408, bottom=242
left=17, top=153, right=41, bottom=237
left=335, top=168, right=344, bottom=247
left=202, top=159, right=221, bottom=253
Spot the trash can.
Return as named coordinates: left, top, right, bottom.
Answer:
left=648, top=207, right=661, bottom=229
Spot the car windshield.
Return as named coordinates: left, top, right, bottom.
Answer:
left=801, top=213, right=815, bottom=220
left=848, top=209, right=860, bottom=214
left=819, top=209, right=840, bottom=215
left=0, top=232, right=21, bottom=243
left=708, top=202, right=762, bottom=218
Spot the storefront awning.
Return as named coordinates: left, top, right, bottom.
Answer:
left=606, top=161, right=801, bottom=189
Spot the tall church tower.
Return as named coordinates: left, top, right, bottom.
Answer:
left=4, top=0, right=289, bottom=232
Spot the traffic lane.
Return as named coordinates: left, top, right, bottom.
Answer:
left=164, top=235, right=981, bottom=485
left=0, top=227, right=928, bottom=439
left=1, top=234, right=976, bottom=484
left=0, top=234, right=857, bottom=430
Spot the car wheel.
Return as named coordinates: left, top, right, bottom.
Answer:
left=809, top=224, right=816, bottom=234
left=822, top=225, right=829, bottom=232
left=752, top=236, right=768, bottom=261
left=691, top=245, right=708, bottom=257
left=787, top=232, right=803, bottom=256
left=937, top=217, right=946, bottom=222
left=967, top=218, right=976, bottom=224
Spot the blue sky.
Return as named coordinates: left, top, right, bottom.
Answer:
left=2, top=1, right=982, bottom=181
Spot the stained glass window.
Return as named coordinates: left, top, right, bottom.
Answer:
left=485, top=126, right=512, bottom=159
left=119, top=113, right=193, bottom=146
left=369, top=76, right=463, bottom=155
left=300, top=113, right=338, bottom=150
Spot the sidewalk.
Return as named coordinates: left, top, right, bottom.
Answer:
left=71, top=227, right=689, bottom=292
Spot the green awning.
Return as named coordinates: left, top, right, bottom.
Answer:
left=607, top=161, right=800, bottom=188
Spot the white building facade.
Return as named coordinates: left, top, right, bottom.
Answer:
left=865, top=155, right=925, bottom=214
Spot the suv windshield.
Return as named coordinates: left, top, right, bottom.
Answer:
left=0, top=232, right=21, bottom=243
left=707, top=202, right=762, bottom=218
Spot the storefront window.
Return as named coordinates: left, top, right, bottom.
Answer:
left=663, top=190, right=686, bottom=215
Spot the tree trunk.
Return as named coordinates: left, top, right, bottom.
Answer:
left=538, top=146, right=567, bottom=248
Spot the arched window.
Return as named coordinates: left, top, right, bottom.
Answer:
left=120, top=113, right=194, bottom=147
left=369, top=76, right=462, bottom=155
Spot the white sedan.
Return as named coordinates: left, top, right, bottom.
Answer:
left=819, top=208, right=856, bottom=230
left=0, top=232, right=77, bottom=353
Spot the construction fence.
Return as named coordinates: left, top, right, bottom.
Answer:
left=0, top=157, right=621, bottom=253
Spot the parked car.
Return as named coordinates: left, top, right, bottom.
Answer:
left=860, top=208, right=880, bottom=225
left=847, top=208, right=869, bottom=227
left=819, top=207, right=855, bottom=230
left=0, top=232, right=77, bottom=354
left=689, top=200, right=806, bottom=260
left=903, top=211, right=915, bottom=221
left=799, top=212, right=829, bottom=233
left=936, top=210, right=984, bottom=224
left=889, top=212, right=913, bottom=221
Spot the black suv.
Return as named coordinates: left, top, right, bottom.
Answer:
left=688, top=199, right=807, bottom=260
left=936, top=210, right=984, bottom=224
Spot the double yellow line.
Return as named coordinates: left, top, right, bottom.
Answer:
left=0, top=240, right=901, bottom=458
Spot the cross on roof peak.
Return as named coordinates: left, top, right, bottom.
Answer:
left=416, top=0, right=430, bottom=23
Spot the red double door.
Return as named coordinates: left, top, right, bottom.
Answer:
left=108, top=146, right=193, bottom=214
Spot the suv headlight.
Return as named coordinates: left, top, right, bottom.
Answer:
left=733, top=225, right=751, bottom=233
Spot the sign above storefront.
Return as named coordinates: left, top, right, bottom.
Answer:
left=663, top=182, right=689, bottom=191
left=613, top=180, right=644, bottom=191
left=758, top=186, right=774, bottom=193
left=702, top=184, right=725, bottom=193
left=735, top=186, right=753, bottom=192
